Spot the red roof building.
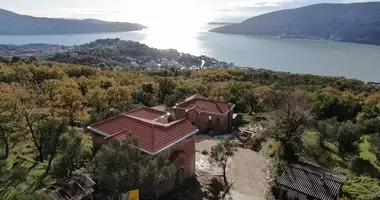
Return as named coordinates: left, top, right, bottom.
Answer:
left=87, top=107, right=198, bottom=197
left=173, top=95, right=235, bottom=133
left=88, top=95, right=234, bottom=197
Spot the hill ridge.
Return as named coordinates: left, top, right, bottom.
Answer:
left=211, top=2, right=380, bottom=46
left=0, top=8, right=146, bottom=35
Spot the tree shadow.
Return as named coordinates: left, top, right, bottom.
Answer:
left=352, top=158, right=380, bottom=179
left=203, top=177, right=224, bottom=200
left=27, top=160, right=39, bottom=172
left=25, top=173, right=50, bottom=193
left=302, top=144, right=347, bottom=170
left=159, top=178, right=203, bottom=200
left=235, top=114, right=249, bottom=127
left=302, top=136, right=347, bottom=169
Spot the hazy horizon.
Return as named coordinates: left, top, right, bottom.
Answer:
left=1, top=0, right=379, bottom=26
left=1, top=0, right=379, bottom=58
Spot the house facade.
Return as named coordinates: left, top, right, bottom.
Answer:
left=87, top=107, right=198, bottom=197
left=277, top=164, right=347, bottom=200
left=173, top=95, right=235, bottom=133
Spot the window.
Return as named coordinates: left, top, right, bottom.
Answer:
left=217, top=118, right=219, bottom=124
left=208, top=116, right=212, bottom=124
left=307, top=195, right=313, bottom=200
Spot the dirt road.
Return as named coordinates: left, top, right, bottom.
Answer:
left=196, top=139, right=269, bottom=200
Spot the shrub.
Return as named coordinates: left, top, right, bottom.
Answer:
left=201, top=150, right=209, bottom=155
left=249, top=135, right=266, bottom=152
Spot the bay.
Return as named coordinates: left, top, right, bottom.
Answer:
left=0, top=25, right=379, bottom=82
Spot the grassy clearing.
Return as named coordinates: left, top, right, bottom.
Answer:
left=301, top=131, right=380, bottom=200
left=359, top=135, right=377, bottom=164
left=239, top=112, right=271, bottom=126
left=341, top=171, right=380, bottom=200
left=4, top=138, right=54, bottom=197
left=244, top=122, right=380, bottom=199
left=2, top=128, right=92, bottom=198
left=261, top=138, right=280, bottom=199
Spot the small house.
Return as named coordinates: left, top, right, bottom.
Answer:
left=278, top=164, right=347, bottom=200
left=39, top=175, right=95, bottom=200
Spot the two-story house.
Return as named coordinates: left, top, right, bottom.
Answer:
left=87, top=107, right=198, bottom=197
left=87, top=95, right=235, bottom=197
left=173, top=95, right=235, bottom=133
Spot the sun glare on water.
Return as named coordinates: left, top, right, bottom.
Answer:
left=133, top=0, right=214, bottom=54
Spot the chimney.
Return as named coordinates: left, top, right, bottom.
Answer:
left=320, top=172, right=326, bottom=185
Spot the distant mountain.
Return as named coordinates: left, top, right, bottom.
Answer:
left=207, top=22, right=236, bottom=26
left=210, top=2, right=380, bottom=45
left=0, top=8, right=146, bottom=35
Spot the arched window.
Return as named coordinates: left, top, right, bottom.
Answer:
left=175, top=168, right=185, bottom=187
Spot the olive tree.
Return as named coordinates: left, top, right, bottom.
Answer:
left=209, top=139, right=238, bottom=199
left=94, top=138, right=170, bottom=199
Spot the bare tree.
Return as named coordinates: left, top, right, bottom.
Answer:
left=0, top=85, right=21, bottom=160
left=9, top=85, right=50, bottom=162
left=269, top=96, right=313, bottom=163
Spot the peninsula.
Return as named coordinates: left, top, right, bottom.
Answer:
left=0, top=8, right=146, bottom=35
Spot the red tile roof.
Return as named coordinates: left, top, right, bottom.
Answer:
left=88, top=107, right=197, bottom=155
left=127, top=107, right=167, bottom=120
left=175, top=96, right=232, bottom=115
left=185, top=94, right=206, bottom=101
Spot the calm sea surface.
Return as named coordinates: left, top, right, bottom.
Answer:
left=0, top=25, right=380, bottom=82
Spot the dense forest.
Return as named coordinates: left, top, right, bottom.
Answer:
left=47, top=39, right=232, bottom=68
left=0, top=59, right=380, bottom=199
left=0, top=39, right=234, bottom=69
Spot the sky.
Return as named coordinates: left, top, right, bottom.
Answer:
left=0, top=0, right=378, bottom=30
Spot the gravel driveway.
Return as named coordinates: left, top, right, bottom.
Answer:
left=196, top=139, right=269, bottom=200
